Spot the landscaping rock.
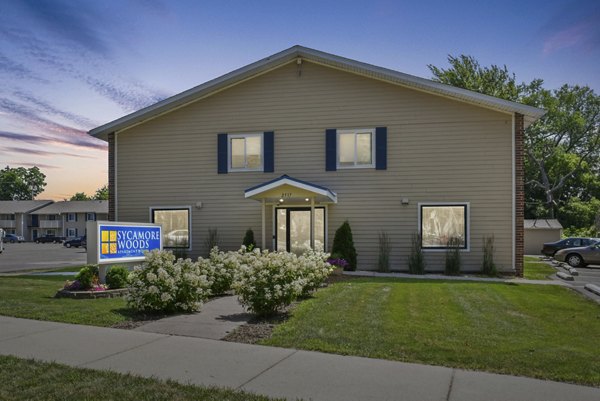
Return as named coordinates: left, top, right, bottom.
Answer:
left=584, top=284, right=600, bottom=296
left=55, top=288, right=129, bottom=299
left=556, top=272, right=574, bottom=281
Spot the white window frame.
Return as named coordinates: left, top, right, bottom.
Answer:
left=67, top=213, right=76, bottom=222
left=86, top=212, right=95, bottom=221
left=418, top=202, right=470, bottom=252
left=336, top=128, right=376, bottom=169
left=67, top=228, right=77, bottom=237
left=149, top=206, right=192, bottom=250
left=227, top=133, right=264, bottom=172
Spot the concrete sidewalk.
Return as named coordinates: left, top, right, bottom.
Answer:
left=1, top=316, right=599, bottom=401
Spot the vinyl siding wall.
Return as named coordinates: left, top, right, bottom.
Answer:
left=115, top=61, right=514, bottom=272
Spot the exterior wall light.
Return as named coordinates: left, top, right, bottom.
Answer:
left=401, top=198, right=409, bottom=205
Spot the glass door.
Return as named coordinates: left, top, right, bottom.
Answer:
left=276, top=207, right=325, bottom=254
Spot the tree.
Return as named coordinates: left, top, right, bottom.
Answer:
left=93, top=184, right=108, bottom=200
left=70, top=192, right=91, bottom=201
left=0, top=166, right=47, bottom=200
left=522, top=85, right=600, bottom=216
left=429, top=56, right=600, bottom=221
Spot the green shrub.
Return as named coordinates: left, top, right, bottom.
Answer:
left=408, top=233, right=426, bottom=274
left=242, top=228, right=256, bottom=249
left=377, top=231, right=391, bottom=272
left=106, top=265, right=130, bottom=289
left=331, top=220, right=357, bottom=271
left=75, top=265, right=99, bottom=289
left=444, top=237, right=462, bottom=276
left=482, top=235, right=497, bottom=276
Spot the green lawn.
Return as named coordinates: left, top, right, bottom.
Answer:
left=263, top=277, right=600, bottom=386
left=0, top=275, right=134, bottom=327
left=0, top=355, right=281, bottom=401
left=523, top=256, right=557, bottom=280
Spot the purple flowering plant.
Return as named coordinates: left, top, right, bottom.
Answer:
left=327, top=258, right=349, bottom=269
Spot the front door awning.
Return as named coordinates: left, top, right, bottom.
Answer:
left=244, top=175, right=337, bottom=203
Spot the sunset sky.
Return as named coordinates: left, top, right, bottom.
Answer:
left=1, top=0, right=598, bottom=200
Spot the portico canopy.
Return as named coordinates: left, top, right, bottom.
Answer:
left=244, top=175, right=337, bottom=203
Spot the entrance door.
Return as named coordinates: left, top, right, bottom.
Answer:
left=276, top=207, right=325, bottom=254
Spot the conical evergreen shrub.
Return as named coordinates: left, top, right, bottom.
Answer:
left=242, top=228, right=256, bottom=249
left=331, top=220, right=357, bottom=271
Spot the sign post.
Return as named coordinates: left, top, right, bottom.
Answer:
left=87, top=221, right=162, bottom=283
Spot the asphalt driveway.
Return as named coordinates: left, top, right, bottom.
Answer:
left=0, top=242, right=86, bottom=273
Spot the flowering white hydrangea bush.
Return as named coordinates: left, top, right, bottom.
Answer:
left=127, top=250, right=212, bottom=313
left=197, top=247, right=241, bottom=295
left=231, top=247, right=332, bottom=316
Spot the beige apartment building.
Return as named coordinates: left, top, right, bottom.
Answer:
left=89, top=46, right=544, bottom=274
left=30, top=201, right=108, bottom=240
left=0, top=200, right=53, bottom=241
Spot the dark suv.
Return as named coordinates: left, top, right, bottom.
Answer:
left=542, top=237, right=598, bottom=257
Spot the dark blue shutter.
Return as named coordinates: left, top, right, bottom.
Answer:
left=375, top=127, right=387, bottom=170
left=263, top=131, right=274, bottom=173
left=75, top=213, right=78, bottom=222
left=325, top=129, right=337, bottom=171
left=217, top=133, right=228, bottom=174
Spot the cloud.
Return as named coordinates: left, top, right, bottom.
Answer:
left=1, top=146, right=96, bottom=159
left=19, top=0, right=113, bottom=56
left=12, top=90, right=99, bottom=129
left=0, top=130, right=107, bottom=151
left=11, top=162, right=59, bottom=170
left=541, top=4, right=600, bottom=55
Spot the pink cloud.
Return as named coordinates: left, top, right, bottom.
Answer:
left=543, top=15, right=600, bottom=55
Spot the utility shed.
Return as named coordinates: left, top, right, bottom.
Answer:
left=524, top=219, right=563, bottom=255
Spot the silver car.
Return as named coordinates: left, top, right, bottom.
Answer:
left=554, top=242, right=600, bottom=267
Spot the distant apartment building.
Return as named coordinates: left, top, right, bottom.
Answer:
left=0, top=200, right=109, bottom=241
left=0, top=200, right=54, bottom=241
left=30, top=201, right=109, bottom=239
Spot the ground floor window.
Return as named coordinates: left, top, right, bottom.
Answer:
left=151, top=207, right=191, bottom=248
left=67, top=228, right=78, bottom=237
left=419, top=203, right=468, bottom=249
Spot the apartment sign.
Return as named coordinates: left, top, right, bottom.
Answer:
left=94, top=222, right=162, bottom=263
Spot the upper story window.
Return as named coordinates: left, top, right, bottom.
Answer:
left=419, top=203, right=469, bottom=250
left=0, top=214, right=15, bottom=220
left=67, top=213, right=76, bottom=222
left=228, top=133, right=263, bottom=172
left=86, top=213, right=96, bottom=221
left=337, top=129, right=376, bottom=168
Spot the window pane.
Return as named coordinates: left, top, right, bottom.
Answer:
left=356, top=133, right=372, bottom=165
left=153, top=209, right=189, bottom=248
left=339, top=133, right=355, bottom=166
left=230, top=138, right=245, bottom=168
left=421, top=206, right=466, bottom=248
left=314, top=208, right=325, bottom=251
left=277, top=209, right=286, bottom=252
left=246, top=136, right=262, bottom=169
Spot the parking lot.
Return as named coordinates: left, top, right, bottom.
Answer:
left=0, top=242, right=86, bottom=273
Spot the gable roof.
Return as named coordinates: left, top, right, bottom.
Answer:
left=245, top=174, right=337, bottom=203
left=89, top=45, right=545, bottom=140
left=0, top=200, right=54, bottom=214
left=31, top=200, right=108, bottom=215
left=524, top=219, right=563, bottom=230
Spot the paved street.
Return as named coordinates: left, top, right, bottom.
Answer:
left=0, top=242, right=86, bottom=272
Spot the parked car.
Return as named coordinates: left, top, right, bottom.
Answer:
left=541, top=237, right=598, bottom=256
left=35, top=235, right=65, bottom=244
left=164, top=229, right=189, bottom=247
left=554, top=242, right=600, bottom=267
left=63, top=236, right=86, bottom=248
left=3, top=234, right=25, bottom=243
